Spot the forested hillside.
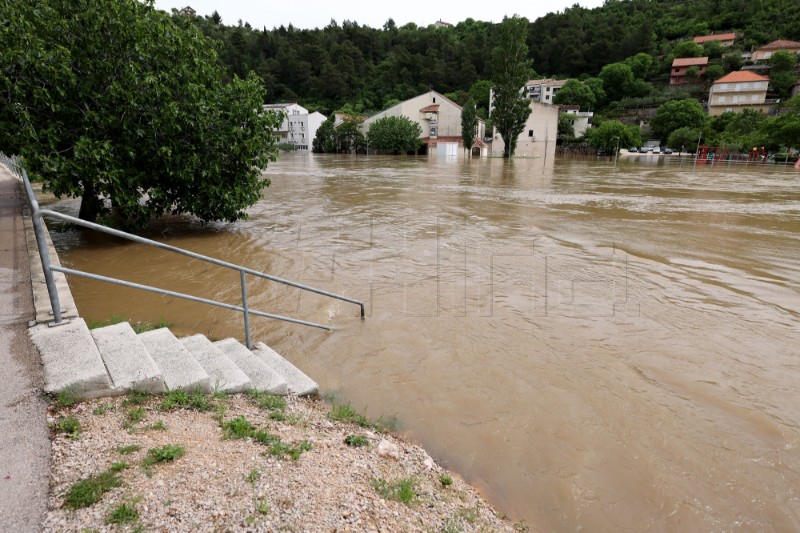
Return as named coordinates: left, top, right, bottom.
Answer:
left=180, top=0, right=800, bottom=114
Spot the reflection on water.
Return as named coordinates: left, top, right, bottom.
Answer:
left=53, top=154, right=800, bottom=530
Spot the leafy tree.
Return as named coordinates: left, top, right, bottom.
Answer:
left=722, top=53, right=743, bottom=72
left=650, top=99, right=708, bottom=143
left=584, top=78, right=607, bottom=108
left=312, top=116, right=337, bottom=153
left=468, top=80, right=494, bottom=117
left=553, top=79, right=596, bottom=111
left=598, top=62, right=636, bottom=102
left=769, top=50, right=797, bottom=72
left=701, top=40, right=724, bottom=59
left=558, top=114, right=576, bottom=141
left=586, top=120, right=642, bottom=151
left=770, top=71, right=798, bottom=100
left=490, top=16, right=532, bottom=158
left=624, top=53, right=654, bottom=79
left=336, top=115, right=366, bottom=152
left=667, top=127, right=702, bottom=152
left=685, top=66, right=702, bottom=84
left=1, top=0, right=280, bottom=226
left=671, top=40, right=703, bottom=59
left=366, top=116, right=422, bottom=154
left=761, top=96, right=800, bottom=149
left=461, top=98, right=478, bottom=153
left=705, top=64, right=725, bottom=83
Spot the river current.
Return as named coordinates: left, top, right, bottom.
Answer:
left=52, top=154, right=800, bottom=530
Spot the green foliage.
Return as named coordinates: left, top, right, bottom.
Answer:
left=701, top=40, right=724, bottom=59
left=468, top=80, right=494, bottom=117
left=1, top=0, right=281, bottom=226
left=491, top=16, right=532, bottom=157
left=599, top=63, right=637, bottom=102
left=769, top=50, right=797, bottom=72
left=109, top=462, right=130, bottom=473
left=117, top=445, right=142, bottom=455
left=267, top=439, right=312, bottom=460
left=246, top=468, right=260, bottom=484
left=107, top=497, right=140, bottom=525
left=770, top=71, right=798, bottom=100
left=54, top=388, right=80, bottom=409
left=670, top=40, right=704, bottom=60
left=723, top=53, right=743, bottom=72
left=685, top=66, right=702, bottom=83
left=63, top=471, right=122, bottom=509
left=312, top=116, right=338, bottom=153
left=142, top=444, right=185, bottom=466
left=558, top=114, right=576, bottom=141
left=667, top=127, right=703, bottom=151
left=650, top=99, right=708, bottom=143
left=761, top=96, right=800, bottom=149
left=127, top=407, right=146, bottom=424
left=553, top=80, right=596, bottom=111
left=371, top=478, right=417, bottom=504
left=705, top=65, right=725, bottom=83
left=367, top=116, right=422, bottom=154
left=159, top=389, right=212, bottom=412
left=344, top=434, right=369, bottom=447
left=121, top=392, right=152, bottom=407
left=461, top=98, right=479, bottom=152
left=439, top=473, right=454, bottom=487
left=92, top=403, right=113, bottom=416
left=222, top=416, right=257, bottom=439
left=583, top=78, right=607, bottom=108
left=54, top=416, right=81, bottom=439
left=586, top=121, right=642, bottom=152
left=624, top=53, right=655, bottom=79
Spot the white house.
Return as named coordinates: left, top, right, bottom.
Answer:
left=491, top=100, right=559, bottom=158
left=524, top=78, right=568, bottom=104
left=361, top=91, right=486, bottom=156
left=558, top=105, right=594, bottom=138
left=262, top=103, right=326, bottom=151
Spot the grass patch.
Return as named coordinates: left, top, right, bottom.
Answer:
left=371, top=477, right=416, bottom=505
left=439, top=473, right=453, bottom=487
left=159, top=389, right=212, bottom=412
left=256, top=499, right=270, bottom=515
left=86, top=315, right=126, bottom=330
left=54, top=416, right=81, bottom=439
left=142, top=444, right=185, bottom=467
left=344, top=434, right=369, bottom=447
left=106, top=496, right=141, bottom=525
left=63, top=471, right=122, bottom=509
left=121, top=392, right=152, bottom=407
left=267, top=440, right=312, bottom=460
left=328, top=401, right=397, bottom=433
left=143, top=420, right=166, bottom=431
left=127, top=407, right=146, bottom=424
left=53, top=387, right=80, bottom=409
left=117, top=445, right=141, bottom=455
left=92, top=403, right=113, bottom=416
left=246, top=468, right=260, bottom=484
left=109, top=462, right=130, bottom=473
left=222, top=416, right=256, bottom=439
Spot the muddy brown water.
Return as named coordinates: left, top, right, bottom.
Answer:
left=51, top=154, right=800, bottom=530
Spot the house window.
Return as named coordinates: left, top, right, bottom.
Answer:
left=433, top=97, right=436, bottom=103
left=430, top=127, right=437, bottom=137
left=528, top=130, right=534, bottom=137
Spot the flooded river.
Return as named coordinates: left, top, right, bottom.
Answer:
left=52, top=154, right=800, bottom=530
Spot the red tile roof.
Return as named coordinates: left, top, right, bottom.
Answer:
left=693, top=33, right=736, bottom=44
left=757, top=40, right=800, bottom=50
left=420, top=104, right=440, bottom=112
left=714, top=71, right=769, bottom=84
left=672, top=57, right=709, bottom=67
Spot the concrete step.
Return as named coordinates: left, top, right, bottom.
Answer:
left=252, top=342, right=319, bottom=396
left=180, top=334, right=251, bottom=393
left=214, top=338, right=287, bottom=395
left=91, top=322, right=166, bottom=394
left=28, top=318, right=113, bottom=398
left=138, top=328, right=211, bottom=392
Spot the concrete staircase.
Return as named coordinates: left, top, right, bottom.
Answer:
left=29, top=318, right=318, bottom=399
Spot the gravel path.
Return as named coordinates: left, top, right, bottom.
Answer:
left=44, top=393, right=516, bottom=532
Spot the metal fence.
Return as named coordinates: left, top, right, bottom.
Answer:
left=0, top=153, right=364, bottom=348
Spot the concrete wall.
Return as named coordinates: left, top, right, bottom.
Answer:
left=491, top=100, right=559, bottom=158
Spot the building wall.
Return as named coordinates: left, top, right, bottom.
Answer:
left=491, top=101, right=559, bottom=158
left=752, top=46, right=800, bottom=61
left=263, top=104, right=326, bottom=150
left=707, top=80, right=769, bottom=116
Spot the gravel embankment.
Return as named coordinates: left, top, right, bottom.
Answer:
left=44, top=393, right=516, bottom=532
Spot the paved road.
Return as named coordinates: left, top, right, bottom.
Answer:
left=0, top=165, right=49, bottom=532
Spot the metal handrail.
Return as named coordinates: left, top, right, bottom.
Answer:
left=0, top=152, right=364, bottom=347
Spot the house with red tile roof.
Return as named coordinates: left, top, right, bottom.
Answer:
left=693, top=33, right=737, bottom=47
left=670, top=57, right=709, bottom=85
left=707, top=71, right=771, bottom=116
left=752, top=40, right=800, bottom=61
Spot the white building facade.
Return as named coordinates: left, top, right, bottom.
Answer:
left=262, top=103, right=326, bottom=151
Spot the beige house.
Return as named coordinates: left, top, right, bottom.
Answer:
left=524, top=79, right=568, bottom=104
left=752, top=40, right=800, bottom=61
left=707, top=71, right=771, bottom=116
left=362, top=91, right=486, bottom=156
left=693, top=33, right=737, bottom=47
left=670, top=57, right=709, bottom=85
left=491, top=101, right=559, bottom=158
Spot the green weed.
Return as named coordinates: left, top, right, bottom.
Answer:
left=109, top=462, right=129, bottom=473
left=54, top=387, right=80, bottom=409
left=159, top=389, right=211, bottom=412
left=344, top=434, right=369, bottom=447
left=127, top=407, right=146, bottom=424
left=54, top=416, right=81, bottom=439
left=121, top=392, right=152, bottom=407
left=92, top=403, right=113, bottom=416
left=222, top=416, right=256, bottom=439
left=371, top=477, right=416, bottom=505
left=268, top=440, right=312, bottom=460
left=63, top=471, right=122, bottom=509
left=246, top=468, right=260, bottom=484
left=117, top=445, right=141, bottom=455
left=328, top=401, right=396, bottom=433
left=439, top=473, right=453, bottom=487
left=106, top=496, right=141, bottom=525
left=142, top=444, right=185, bottom=467
left=143, top=420, right=166, bottom=431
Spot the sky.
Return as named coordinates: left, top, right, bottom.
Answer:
left=153, top=0, right=606, bottom=31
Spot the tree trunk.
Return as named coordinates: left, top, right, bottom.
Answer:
left=78, top=181, right=103, bottom=222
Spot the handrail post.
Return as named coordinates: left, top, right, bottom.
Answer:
left=240, top=271, right=251, bottom=349
left=21, top=169, right=63, bottom=325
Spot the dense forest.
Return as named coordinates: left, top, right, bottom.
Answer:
left=176, top=0, right=800, bottom=115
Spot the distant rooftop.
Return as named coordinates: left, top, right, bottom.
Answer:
left=693, top=33, right=736, bottom=44
left=714, top=71, right=769, bottom=84
left=756, top=40, right=800, bottom=50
